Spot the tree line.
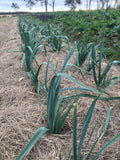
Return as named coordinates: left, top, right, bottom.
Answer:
left=11, top=0, right=120, bottom=12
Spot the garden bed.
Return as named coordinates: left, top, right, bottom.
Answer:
left=0, top=17, right=120, bottom=160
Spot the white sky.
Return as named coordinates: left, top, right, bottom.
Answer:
left=0, top=0, right=115, bottom=12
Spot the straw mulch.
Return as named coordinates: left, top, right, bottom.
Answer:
left=0, top=17, right=120, bottom=160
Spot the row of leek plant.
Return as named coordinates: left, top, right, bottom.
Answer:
left=19, top=16, right=70, bottom=91
left=40, top=23, right=70, bottom=52
left=75, top=40, right=120, bottom=88
left=19, top=16, right=70, bottom=53
left=19, top=16, right=45, bottom=92
left=15, top=43, right=120, bottom=160
left=15, top=94, right=120, bottom=160
left=60, top=101, right=120, bottom=160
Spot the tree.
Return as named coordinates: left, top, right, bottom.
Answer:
left=76, top=0, right=81, bottom=4
left=24, top=0, right=49, bottom=12
left=86, top=0, right=92, bottom=10
left=41, top=0, right=49, bottom=12
left=114, top=0, right=120, bottom=8
left=89, top=0, right=92, bottom=9
left=92, top=0, right=112, bottom=9
left=99, top=0, right=111, bottom=9
left=105, top=0, right=110, bottom=8
left=86, top=0, right=89, bottom=9
left=100, top=0, right=106, bottom=8
left=24, top=0, right=36, bottom=9
left=49, top=0, right=56, bottom=12
left=114, top=0, right=117, bottom=8
left=11, top=3, right=20, bottom=11
left=65, top=0, right=81, bottom=10
left=86, top=0, right=94, bottom=10
left=65, top=0, right=76, bottom=10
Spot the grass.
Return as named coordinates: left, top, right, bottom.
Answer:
left=0, top=16, right=14, bottom=23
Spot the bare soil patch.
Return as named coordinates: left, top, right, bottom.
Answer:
left=0, top=18, right=120, bottom=160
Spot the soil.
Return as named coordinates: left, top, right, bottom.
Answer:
left=0, top=17, right=120, bottom=160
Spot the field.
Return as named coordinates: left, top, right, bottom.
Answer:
left=0, top=10, right=120, bottom=160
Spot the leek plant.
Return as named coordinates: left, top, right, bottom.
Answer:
left=46, top=45, right=80, bottom=133
left=19, top=18, right=34, bottom=72
left=19, top=16, right=45, bottom=72
left=19, top=25, right=36, bottom=72
left=40, top=24, right=70, bottom=51
left=59, top=99, right=120, bottom=160
left=45, top=34, right=70, bottom=52
left=19, top=16, right=46, bottom=92
left=75, top=41, right=101, bottom=72
left=76, top=41, right=92, bottom=67
left=91, top=42, right=120, bottom=88
left=26, top=47, right=42, bottom=92
left=86, top=43, right=100, bottom=72
left=41, top=24, right=59, bottom=37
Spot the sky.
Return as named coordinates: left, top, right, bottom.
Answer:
left=0, top=0, right=115, bottom=12
left=0, top=0, right=96, bottom=12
